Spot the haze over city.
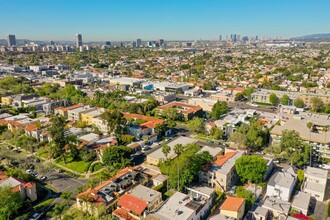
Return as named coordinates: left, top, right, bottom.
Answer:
left=1, top=0, right=330, bottom=41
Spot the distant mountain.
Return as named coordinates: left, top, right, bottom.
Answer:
left=293, top=33, right=330, bottom=41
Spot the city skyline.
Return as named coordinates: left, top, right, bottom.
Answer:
left=1, top=0, right=330, bottom=41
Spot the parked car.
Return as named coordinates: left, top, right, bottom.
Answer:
left=40, top=176, right=47, bottom=181
left=26, top=169, right=33, bottom=175
left=6, top=145, right=13, bottom=150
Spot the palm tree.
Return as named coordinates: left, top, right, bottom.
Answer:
left=307, top=122, right=314, bottom=166
left=60, top=191, right=72, bottom=206
left=52, top=203, right=67, bottom=220
left=173, top=144, right=184, bottom=191
left=173, top=144, right=183, bottom=157
left=162, top=145, right=171, bottom=190
left=323, top=125, right=329, bottom=144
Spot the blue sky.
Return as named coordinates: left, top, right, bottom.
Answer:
left=0, top=0, right=329, bottom=41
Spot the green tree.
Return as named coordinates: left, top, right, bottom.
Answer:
left=269, top=93, right=279, bottom=106
left=102, top=146, right=132, bottom=167
left=187, top=117, right=204, bottom=133
left=210, top=127, right=224, bottom=140
left=293, top=98, right=304, bottom=108
left=280, top=94, right=290, bottom=106
left=100, top=110, right=126, bottom=135
left=174, top=144, right=184, bottom=157
left=280, top=130, right=302, bottom=151
left=310, top=97, right=325, bottom=112
left=47, top=115, right=67, bottom=163
left=159, top=145, right=212, bottom=191
left=119, top=134, right=136, bottom=145
left=235, top=155, right=268, bottom=183
left=244, top=87, right=255, bottom=101
left=211, top=101, right=228, bottom=120
left=235, top=186, right=256, bottom=212
left=0, top=186, right=23, bottom=220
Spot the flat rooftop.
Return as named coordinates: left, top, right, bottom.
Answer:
left=150, top=192, right=198, bottom=220
left=305, top=166, right=328, bottom=179
left=129, top=184, right=161, bottom=203
left=291, top=191, right=311, bottom=211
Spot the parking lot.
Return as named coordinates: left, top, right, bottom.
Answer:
left=44, top=170, right=88, bottom=193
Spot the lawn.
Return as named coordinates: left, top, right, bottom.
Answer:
left=91, top=162, right=103, bottom=172
left=56, top=156, right=91, bottom=173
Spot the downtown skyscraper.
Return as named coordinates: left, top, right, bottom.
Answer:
left=75, top=34, right=83, bottom=47
left=7, top=34, right=16, bottom=47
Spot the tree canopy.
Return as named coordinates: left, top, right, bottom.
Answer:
left=102, top=146, right=132, bottom=167
left=293, top=98, right=304, bottom=108
left=100, top=110, right=126, bottom=135
left=0, top=186, right=23, bottom=220
left=269, top=93, right=279, bottom=105
left=159, top=144, right=213, bottom=191
left=211, top=101, right=229, bottom=120
left=187, top=117, right=204, bottom=133
left=235, top=155, right=268, bottom=183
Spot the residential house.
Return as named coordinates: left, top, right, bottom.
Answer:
left=113, top=194, right=148, bottom=220
left=219, top=197, right=246, bottom=220
left=127, top=184, right=162, bottom=212
left=0, top=171, right=37, bottom=202
left=262, top=196, right=291, bottom=219
left=291, top=192, right=311, bottom=215
left=244, top=206, right=271, bottom=220
left=266, top=166, right=297, bottom=202
left=302, top=166, right=328, bottom=201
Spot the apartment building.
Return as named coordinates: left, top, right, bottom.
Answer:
left=54, top=104, right=84, bottom=118
left=265, top=166, right=297, bottom=202
left=302, top=166, right=328, bottom=201
left=0, top=171, right=37, bottom=202
left=67, top=105, right=95, bottom=121
left=76, top=167, right=148, bottom=216
left=199, top=149, right=244, bottom=192
left=146, top=187, right=214, bottom=220
left=81, top=108, right=105, bottom=125
left=219, top=197, right=246, bottom=220
left=156, top=101, right=203, bottom=120
left=251, top=89, right=330, bottom=107
left=270, top=113, right=330, bottom=159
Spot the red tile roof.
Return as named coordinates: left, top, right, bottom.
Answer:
left=117, top=194, right=147, bottom=215
left=220, top=197, right=245, bottom=212
left=123, top=113, right=164, bottom=129
left=113, top=208, right=139, bottom=220
left=214, top=152, right=236, bottom=166
left=25, top=123, right=38, bottom=132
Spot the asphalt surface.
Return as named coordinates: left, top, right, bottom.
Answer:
left=43, top=170, right=88, bottom=194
